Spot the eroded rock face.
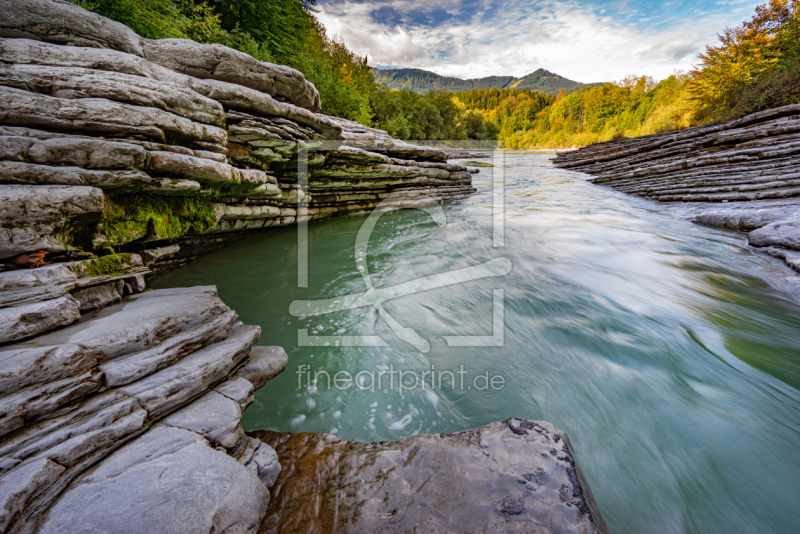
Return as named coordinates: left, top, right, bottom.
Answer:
left=0, top=283, right=289, bottom=534
left=553, top=105, right=800, bottom=275
left=253, top=419, right=608, bottom=534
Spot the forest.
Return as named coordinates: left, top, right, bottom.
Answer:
left=72, top=0, right=799, bottom=147
left=373, top=68, right=596, bottom=95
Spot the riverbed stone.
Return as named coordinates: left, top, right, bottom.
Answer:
left=0, top=185, right=103, bottom=259
left=253, top=418, right=608, bottom=534
left=749, top=219, right=800, bottom=250
left=161, top=391, right=244, bottom=450
left=233, top=346, right=289, bottom=390
left=0, top=285, right=287, bottom=533
left=70, top=279, right=124, bottom=311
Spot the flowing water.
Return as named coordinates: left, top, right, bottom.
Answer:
left=150, top=151, right=800, bottom=534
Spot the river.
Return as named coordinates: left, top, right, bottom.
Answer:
left=150, top=151, right=800, bottom=533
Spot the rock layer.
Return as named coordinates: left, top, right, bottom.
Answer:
left=552, top=105, right=800, bottom=274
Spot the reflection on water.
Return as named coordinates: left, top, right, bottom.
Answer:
left=151, top=151, right=800, bottom=534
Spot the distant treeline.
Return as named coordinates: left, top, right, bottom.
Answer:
left=73, top=0, right=799, bottom=147
left=372, top=68, right=596, bottom=96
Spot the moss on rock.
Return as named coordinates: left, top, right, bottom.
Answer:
left=102, top=194, right=217, bottom=246
left=81, top=253, right=133, bottom=278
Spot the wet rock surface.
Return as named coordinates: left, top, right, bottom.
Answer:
left=252, top=418, right=608, bottom=534
left=553, top=105, right=800, bottom=275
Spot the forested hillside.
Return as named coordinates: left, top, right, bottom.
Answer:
left=71, top=0, right=799, bottom=148
left=374, top=68, right=597, bottom=95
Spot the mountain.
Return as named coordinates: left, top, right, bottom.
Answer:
left=373, top=68, right=600, bottom=95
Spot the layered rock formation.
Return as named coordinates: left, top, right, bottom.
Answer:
left=553, top=104, right=800, bottom=273
left=253, top=419, right=608, bottom=534
left=0, top=0, right=475, bottom=270
left=0, top=281, right=289, bottom=534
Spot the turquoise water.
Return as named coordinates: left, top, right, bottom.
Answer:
left=151, top=152, right=800, bottom=533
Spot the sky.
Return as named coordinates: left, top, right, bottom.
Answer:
left=313, top=0, right=763, bottom=83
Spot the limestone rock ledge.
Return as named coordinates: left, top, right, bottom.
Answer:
left=252, top=418, right=608, bottom=534
left=0, top=280, right=289, bottom=534
left=0, top=0, right=475, bottom=267
left=552, top=105, right=800, bottom=275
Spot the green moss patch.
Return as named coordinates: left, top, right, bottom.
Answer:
left=103, top=194, right=217, bottom=246
left=80, top=253, right=134, bottom=278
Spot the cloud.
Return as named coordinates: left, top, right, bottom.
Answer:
left=315, top=0, right=763, bottom=82
left=316, top=5, right=426, bottom=64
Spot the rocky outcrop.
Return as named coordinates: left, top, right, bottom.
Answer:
left=0, top=280, right=289, bottom=534
left=0, top=0, right=475, bottom=266
left=553, top=104, right=800, bottom=274
left=252, top=418, right=608, bottom=534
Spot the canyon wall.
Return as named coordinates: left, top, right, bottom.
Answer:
left=553, top=104, right=800, bottom=273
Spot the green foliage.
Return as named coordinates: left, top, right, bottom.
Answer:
left=71, top=0, right=227, bottom=43
left=286, top=22, right=375, bottom=123
left=371, top=90, right=463, bottom=139
left=455, top=75, right=695, bottom=149
left=103, top=194, right=217, bottom=246
left=691, top=0, right=800, bottom=120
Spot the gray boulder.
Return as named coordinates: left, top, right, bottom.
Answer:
left=749, top=219, right=800, bottom=250
left=233, top=346, right=289, bottom=390
left=0, top=86, right=226, bottom=147
left=140, top=38, right=321, bottom=112
left=0, top=295, right=80, bottom=344
left=0, top=64, right=226, bottom=127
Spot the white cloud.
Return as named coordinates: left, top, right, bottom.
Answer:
left=314, top=0, right=762, bottom=83
left=316, top=6, right=425, bottom=64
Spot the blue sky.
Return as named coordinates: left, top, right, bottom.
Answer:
left=314, top=0, right=762, bottom=82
